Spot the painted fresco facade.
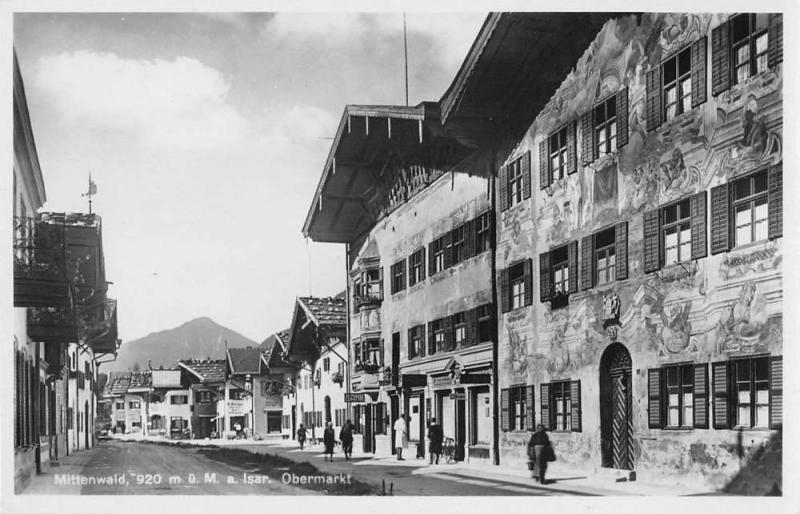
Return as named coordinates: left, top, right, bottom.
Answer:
left=349, top=170, right=496, bottom=461
left=495, top=13, right=783, bottom=488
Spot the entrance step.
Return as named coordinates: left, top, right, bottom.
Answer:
left=595, top=467, right=636, bottom=482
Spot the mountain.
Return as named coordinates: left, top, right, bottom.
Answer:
left=102, top=317, right=258, bottom=372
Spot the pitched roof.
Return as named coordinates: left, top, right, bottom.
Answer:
left=127, top=371, right=152, bottom=390
left=297, top=296, right=347, bottom=327
left=227, top=347, right=264, bottom=375
left=108, top=373, right=131, bottom=395
left=178, top=359, right=227, bottom=383
left=261, top=329, right=295, bottom=369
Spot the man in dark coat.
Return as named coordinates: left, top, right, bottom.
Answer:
left=527, top=424, right=551, bottom=484
left=323, top=421, right=336, bottom=461
left=427, top=418, right=444, bottom=465
left=297, top=423, right=307, bottom=450
left=339, top=420, right=354, bottom=460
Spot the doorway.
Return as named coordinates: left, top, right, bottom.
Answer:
left=599, top=343, right=633, bottom=470
left=291, top=405, right=296, bottom=439
left=363, top=406, right=373, bottom=453
left=390, top=394, right=399, bottom=455
left=455, top=392, right=466, bottom=461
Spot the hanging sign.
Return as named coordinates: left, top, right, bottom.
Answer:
left=345, top=393, right=365, bottom=403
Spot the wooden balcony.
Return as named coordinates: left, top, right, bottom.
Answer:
left=13, top=216, right=72, bottom=308
left=27, top=306, right=78, bottom=344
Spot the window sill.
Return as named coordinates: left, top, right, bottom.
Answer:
left=728, top=239, right=772, bottom=255
left=660, top=427, right=694, bottom=432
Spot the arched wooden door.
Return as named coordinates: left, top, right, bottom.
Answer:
left=599, top=343, right=633, bottom=470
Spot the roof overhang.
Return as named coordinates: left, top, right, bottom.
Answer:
left=439, top=12, right=627, bottom=172
left=302, top=103, right=473, bottom=243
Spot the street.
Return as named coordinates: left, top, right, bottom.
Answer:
left=24, top=439, right=588, bottom=496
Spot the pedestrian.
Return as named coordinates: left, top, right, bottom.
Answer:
left=527, top=423, right=552, bottom=484
left=297, top=423, right=307, bottom=450
left=234, top=421, right=242, bottom=439
left=339, top=419, right=354, bottom=460
left=427, top=417, right=443, bottom=465
left=323, top=421, right=335, bottom=461
left=393, top=413, right=408, bottom=461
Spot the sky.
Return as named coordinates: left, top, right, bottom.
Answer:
left=13, top=12, right=486, bottom=343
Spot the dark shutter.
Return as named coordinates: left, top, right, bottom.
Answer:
left=498, top=165, right=509, bottom=212
left=710, top=184, right=731, bottom=254
left=500, top=389, right=510, bottom=431
left=691, top=36, right=708, bottom=108
left=540, top=383, right=551, bottom=430
left=711, top=20, right=731, bottom=96
left=427, top=322, right=435, bottom=355
left=769, top=356, right=783, bottom=429
left=581, top=234, right=594, bottom=291
left=463, top=220, right=474, bottom=260
left=522, top=258, right=533, bottom=307
left=768, top=163, right=782, bottom=240
left=379, top=267, right=384, bottom=299
left=379, top=339, right=385, bottom=367
left=768, top=13, right=783, bottom=68
left=500, top=268, right=510, bottom=314
left=428, top=242, right=436, bottom=277
left=466, top=307, right=478, bottom=347
left=526, top=385, right=535, bottom=431
left=539, top=139, right=550, bottom=190
left=690, top=191, right=708, bottom=259
left=408, top=254, right=417, bottom=287
left=567, top=240, right=578, bottom=295
left=712, top=361, right=731, bottom=429
left=615, top=221, right=629, bottom=280
left=648, top=368, right=662, bottom=428
left=580, top=110, right=594, bottom=165
left=521, top=151, right=532, bottom=200
left=443, top=315, right=453, bottom=352
left=443, top=231, right=453, bottom=269
left=616, top=87, right=629, bottom=148
left=419, top=327, right=426, bottom=357
left=643, top=208, right=662, bottom=272
left=539, top=251, right=552, bottom=302
left=419, top=248, right=426, bottom=279
left=645, top=66, right=662, bottom=131
left=566, top=121, right=578, bottom=174
left=400, top=260, right=406, bottom=290
left=570, top=380, right=581, bottom=432
left=693, top=363, right=709, bottom=429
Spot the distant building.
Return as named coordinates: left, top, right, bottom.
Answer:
left=149, top=368, right=191, bottom=438
left=261, top=330, right=300, bottom=438
left=177, top=359, right=227, bottom=439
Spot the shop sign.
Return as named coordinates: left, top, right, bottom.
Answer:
left=226, top=399, right=249, bottom=416
left=449, top=392, right=465, bottom=400
left=345, top=393, right=365, bottom=403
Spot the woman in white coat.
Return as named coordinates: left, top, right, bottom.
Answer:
left=393, top=414, right=408, bottom=461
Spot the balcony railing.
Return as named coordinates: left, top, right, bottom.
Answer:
left=27, top=305, right=79, bottom=344
left=13, top=215, right=72, bottom=308
left=354, top=289, right=382, bottom=310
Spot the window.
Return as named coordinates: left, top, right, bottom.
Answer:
left=115, top=401, right=124, bottom=410
left=732, top=170, right=769, bottom=246
left=170, top=395, right=188, bottom=405
left=197, top=390, right=212, bottom=403
left=507, top=157, right=524, bottom=207
left=510, top=386, right=527, bottom=431
left=453, top=312, right=467, bottom=348
left=362, top=339, right=383, bottom=367
left=549, top=125, right=569, bottom=181
left=408, top=325, right=425, bottom=359
left=733, top=357, right=769, bottom=428
left=665, top=364, right=694, bottom=428
left=408, top=248, right=425, bottom=286
left=663, top=199, right=692, bottom=265
left=129, top=401, right=140, bottom=409
left=390, top=260, right=406, bottom=294
left=552, top=382, right=572, bottom=431
left=477, top=305, right=494, bottom=343
left=731, top=14, right=769, bottom=85
left=594, top=96, right=617, bottom=157
left=594, top=227, right=616, bottom=285
left=501, top=259, right=532, bottom=313
left=663, top=47, right=692, bottom=121
left=356, top=267, right=382, bottom=303
left=323, top=357, right=330, bottom=372
left=451, top=224, right=466, bottom=265
left=230, top=389, right=246, bottom=400
left=509, top=262, right=526, bottom=310
left=551, top=245, right=570, bottom=295
left=430, top=319, right=446, bottom=354
left=430, top=236, right=446, bottom=275
left=475, top=211, right=491, bottom=254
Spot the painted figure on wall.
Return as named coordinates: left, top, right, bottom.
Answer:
left=717, top=281, right=773, bottom=354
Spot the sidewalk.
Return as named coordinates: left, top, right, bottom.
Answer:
left=23, top=447, right=98, bottom=494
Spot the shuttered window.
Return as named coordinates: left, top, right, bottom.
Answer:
left=664, top=364, right=694, bottom=428
left=548, top=124, right=576, bottom=181
left=539, top=138, right=551, bottom=190
left=526, top=385, right=536, bottom=432
left=540, top=383, right=551, bottom=430
left=580, top=110, right=595, bottom=165
left=769, top=356, right=783, bottom=429
left=584, top=88, right=628, bottom=160
left=500, top=388, right=510, bottom=431
left=712, top=14, right=781, bottom=97
left=408, top=248, right=425, bottom=286
left=644, top=192, right=707, bottom=272
left=451, top=224, right=467, bottom=265
left=768, top=163, right=782, bottom=240
left=390, top=259, right=406, bottom=294
left=711, top=20, right=731, bottom=96
left=503, top=259, right=532, bottom=312
left=476, top=304, right=495, bottom=344
left=507, top=152, right=530, bottom=206
left=768, top=14, right=783, bottom=68
left=539, top=251, right=552, bottom=303
left=594, top=96, right=617, bottom=157
left=550, top=380, right=580, bottom=432
left=507, top=385, right=527, bottom=431
left=540, top=242, right=576, bottom=306
left=570, top=380, right=582, bottom=432
left=712, top=361, right=731, bottom=429
left=732, top=356, right=771, bottom=428
left=408, top=325, right=425, bottom=360
left=474, top=210, right=492, bottom=254
left=430, top=236, right=446, bottom=275
left=499, top=164, right=509, bottom=211
left=648, top=38, right=707, bottom=132
left=648, top=368, right=663, bottom=429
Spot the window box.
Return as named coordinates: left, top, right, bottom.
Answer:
left=331, top=371, right=344, bottom=385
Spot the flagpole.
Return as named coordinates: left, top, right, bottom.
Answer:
left=88, top=173, right=93, bottom=214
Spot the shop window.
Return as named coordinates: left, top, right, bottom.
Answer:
left=500, top=259, right=532, bottom=313
left=474, top=211, right=492, bottom=254
left=451, top=224, right=466, bottom=265
left=408, top=248, right=425, bottom=286
left=644, top=192, right=708, bottom=272
left=501, top=151, right=531, bottom=209
left=390, top=259, right=406, bottom=294
left=407, top=325, right=425, bottom=359
left=170, top=395, right=188, bottom=405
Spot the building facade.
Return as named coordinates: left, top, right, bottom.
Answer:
left=489, top=12, right=783, bottom=489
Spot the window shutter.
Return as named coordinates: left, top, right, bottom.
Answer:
left=523, top=258, right=533, bottom=307
left=539, top=251, right=552, bottom=302
left=570, top=380, right=582, bottom=432
left=379, top=339, right=385, bottom=367
left=488, top=209, right=496, bottom=248
left=526, top=385, right=535, bottom=431
left=406, top=329, right=414, bottom=359
left=768, top=163, right=782, bottom=240
left=616, top=87, right=629, bottom=148
left=690, top=191, right=708, bottom=259
left=691, top=36, right=708, bottom=107
left=540, top=383, right=551, bottom=430
left=645, top=66, right=662, bottom=131
left=643, top=208, right=662, bottom=272
left=567, top=240, right=578, bottom=295
left=500, top=268, right=510, bottom=314
left=768, top=13, right=783, bottom=68
left=648, top=368, right=662, bottom=429
left=428, top=242, right=436, bottom=277
left=769, top=356, right=783, bottom=429
left=408, top=255, right=417, bottom=287
left=521, top=151, right=532, bottom=200
left=427, top=322, right=435, bottom=355
left=566, top=121, right=578, bottom=174
left=693, top=363, right=709, bottom=429
left=467, top=307, right=478, bottom=347
left=465, top=219, right=475, bottom=260
left=711, top=21, right=731, bottom=96
left=443, top=231, right=453, bottom=269
left=615, top=221, right=629, bottom=280
left=400, top=260, right=407, bottom=290
left=712, top=361, right=731, bottom=429
left=580, top=110, right=594, bottom=166
left=498, top=165, right=509, bottom=212
left=581, top=234, right=594, bottom=291
left=390, top=263, right=397, bottom=294
left=710, top=184, right=731, bottom=254
left=419, top=327, right=426, bottom=358
left=443, top=315, right=454, bottom=352
left=419, top=248, right=426, bottom=279
left=500, top=389, right=510, bottom=431
left=539, top=139, right=550, bottom=190
left=379, top=267, right=384, bottom=299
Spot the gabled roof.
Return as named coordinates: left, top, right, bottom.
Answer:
left=107, top=373, right=130, bottom=396
left=127, top=371, right=152, bottom=391
left=297, top=296, right=347, bottom=327
left=178, top=359, right=227, bottom=383
left=227, top=346, right=265, bottom=375
left=261, top=329, right=296, bottom=369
